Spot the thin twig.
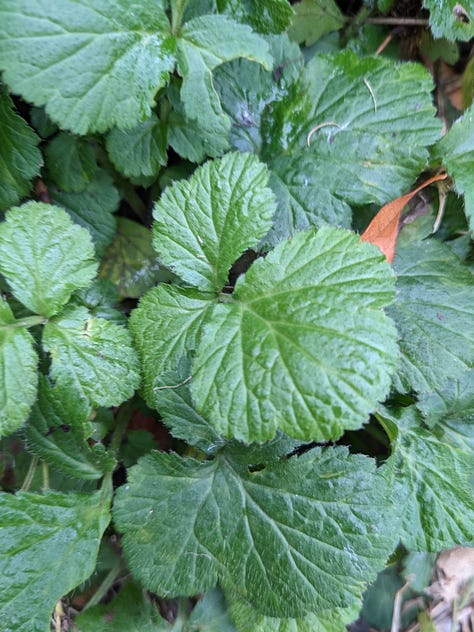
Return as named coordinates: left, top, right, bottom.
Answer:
left=392, top=581, right=412, bottom=632
left=363, top=78, right=377, bottom=112
left=367, top=17, right=429, bottom=26
left=153, top=375, right=192, bottom=392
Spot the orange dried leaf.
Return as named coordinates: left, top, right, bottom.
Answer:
left=360, top=173, right=447, bottom=263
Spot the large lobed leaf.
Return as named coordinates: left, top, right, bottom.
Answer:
left=192, top=227, right=398, bottom=443
left=0, top=489, right=111, bottom=632
left=152, top=152, right=276, bottom=292
left=0, top=202, right=98, bottom=317
left=113, top=447, right=397, bottom=618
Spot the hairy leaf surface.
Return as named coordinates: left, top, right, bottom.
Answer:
left=192, top=227, right=398, bottom=442
left=45, top=132, right=97, bottom=193
left=0, top=202, right=97, bottom=317
left=152, top=152, right=276, bottom=292
left=130, top=285, right=214, bottom=405
left=0, top=0, right=175, bottom=134
left=0, top=88, right=41, bottom=210
left=43, top=305, right=140, bottom=407
left=113, top=447, right=396, bottom=618
left=380, top=407, right=474, bottom=551
left=0, top=298, right=38, bottom=437
left=423, top=0, right=474, bottom=41
left=0, top=489, right=111, bottom=632
left=388, top=239, right=474, bottom=393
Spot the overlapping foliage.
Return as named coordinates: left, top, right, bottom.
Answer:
left=0, top=1, right=473, bottom=630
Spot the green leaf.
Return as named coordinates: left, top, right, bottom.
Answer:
left=288, top=0, right=345, bottom=46
left=100, top=218, right=166, bottom=299
left=75, top=580, right=170, bottom=631
left=379, top=406, right=474, bottom=551
left=435, top=105, right=474, bottom=232
left=0, top=0, right=175, bottom=134
left=0, top=297, right=38, bottom=437
left=228, top=597, right=360, bottom=632
left=24, top=376, right=115, bottom=480
left=176, top=15, right=272, bottom=137
left=152, top=152, right=276, bottom=292
left=50, top=169, right=119, bottom=256
left=189, top=588, right=237, bottom=631
left=113, top=447, right=396, bottom=618
left=45, top=132, right=97, bottom=193
left=0, top=202, right=97, bottom=317
left=70, top=279, right=127, bottom=326
left=43, top=305, right=140, bottom=408
left=153, top=359, right=224, bottom=453
left=192, top=227, right=398, bottom=443
left=130, top=285, right=214, bottom=405
left=387, top=239, right=474, bottom=393
left=218, top=0, right=294, bottom=34
left=0, top=88, right=41, bottom=211
left=416, top=369, right=474, bottom=451
left=215, top=34, right=304, bottom=156
left=423, top=0, right=474, bottom=41
left=261, top=51, right=441, bottom=243
left=106, top=114, right=167, bottom=178
left=0, top=489, right=111, bottom=632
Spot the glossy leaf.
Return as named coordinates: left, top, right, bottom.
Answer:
left=152, top=152, right=276, bottom=292
left=192, top=227, right=398, bottom=443
left=0, top=297, right=38, bottom=437
left=0, top=0, right=175, bottom=134
left=388, top=239, right=474, bottom=393
left=113, top=447, right=397, bottom=618
left=0, top=202, right=97, bottom=317
left=43, top=305, right=140, bottom=408
left=0, top=489, right=111, bottom=632
left=0, top=88, right=41, bottom=210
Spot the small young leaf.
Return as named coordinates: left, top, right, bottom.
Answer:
left=130, top=284, right=214, bottom=405
left=0, top=297, right=38, bottom=437
left=434, top=105, right=474, bottom=232
left=25, top=376, right=115, bottom=480
left=99, top=218, right=166, bottom=299
left=423, top=0, right=474, bottom=41
left=106, top=114, right=167, bottom=178
left=387, top=239, right=474, bottom=393
left=176, top=15, right=272, bottom=137
left=192, top=227, right=398, bottom=443
left=45, top=132, right=97, bottom=193
left=49, top=170, right=119, bottom=256
left=288, top=0, right=345, bottom=46
left=0, top=88, right=41, bottom=211
left=43, top=305, right=140, bottom=408
left=380, top=406, right=474, bottom=551
left=113, top=447, right=397, bottom=618
left=0, top=202, right=97, bottom=317
left=0, top=0, right=175, bottom=134
left=152, top=152, right=276, bottom=292
left=0, top=489, right=111, bottom=632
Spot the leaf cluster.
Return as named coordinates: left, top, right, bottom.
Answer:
left=0, top=1, right=474, bottom=631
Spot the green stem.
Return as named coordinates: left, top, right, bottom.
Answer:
left=41, top=462, right=50, bottom=491
left=8, top=315, right=48, bottom=329
left=21, top=455, right=39, bottom=491
left=171, top=0, right=187, bottom=34
left=81, top=557, right=125, bottom=612
left=109, top=401, right=134, bottom=455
